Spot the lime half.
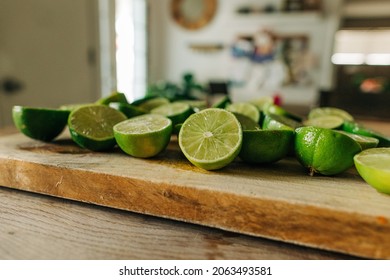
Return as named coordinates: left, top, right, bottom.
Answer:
left=114, top=114, right=172, bottom=158
left=12, top=106, right=70, bottom=142
left=354, top=148, right=390, bottom=194
left=308, top=107, right=354, bottom=122
left=150, top=102, right=193, bottom=126
left=226, top=102, right=260, bottom=123
left=178, top=108, right=242, bottom=170
left=303, top=115, right=344, bottom=129
left=239, top=130, right=293, bottom=164
left=68, top=105, right=127, bottom=151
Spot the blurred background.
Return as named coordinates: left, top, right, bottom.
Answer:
left=1, top=0, right=389, bottom=127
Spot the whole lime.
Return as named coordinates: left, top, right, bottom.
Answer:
left=295, top=126, right=362, bottom=176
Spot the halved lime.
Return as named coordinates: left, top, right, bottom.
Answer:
left=110, top=102, right=147, bottom=118
left=303, top=115, right=344, bottom=129
left=226, top=102, right=260, bottom=123
left=176, top=99, right=207, bottom=112
left=233, top=112, right=261, bottom=131
left=354, top=148, right=390, bottom=194
left=295, top=126, right=362, bottom=176
left=131, top=96, right=170, bottom=112
left=248, top=96, right=274, bottom=111
left=308, top=107, right=354, bottom=122
left=337, top=131, right=379, bottom=150
left=68, top=104, right=127, bottom=151
left=262, top=113, right=302, bottom=131
left=178, top=108, right=242, bottom=170
left=150, top=102, right=193, bottom=126
left=239, top=130, right=294, bottom=164
left=12, top=106, right=70, bottom=142
left=263, top=104, right=302, bottom=122
left=114, top=114, right=172, bottom=158
left=96, top=92, right=128, bottom=105
left=343, top=121, right=390, bottom=147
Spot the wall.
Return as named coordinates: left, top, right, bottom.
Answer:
left=148, top=0, right=343, bottom=107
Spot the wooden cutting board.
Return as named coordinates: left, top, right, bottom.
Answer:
left=0, top=132, right=389, bottom=259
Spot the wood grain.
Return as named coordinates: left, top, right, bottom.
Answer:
left=0, top=132, right=390, bottom=259
left=0, top=187, right=357, bottom=260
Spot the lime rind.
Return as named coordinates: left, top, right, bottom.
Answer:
left=179, top=108, right=242, bottom=170
left=239, top=130, right=294, bottom=164
left=343, top=121, right=390, bottom=147
left=295, top=127, right=362, bottom=176
left=12, top=106, right=70, bottom=142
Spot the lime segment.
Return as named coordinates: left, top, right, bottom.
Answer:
left=114, top=114, right=172, bottom=158
left=354, top=148, right=390, bottom=194
left=68, top=104, right=127, bottom=151
left=12, top=106, right=70, bottom=142
left=178, top=108, right=242, bottom=170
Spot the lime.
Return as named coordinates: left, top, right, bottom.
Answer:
left=308, top=107, right=354, bottom=122
left=211, top=96, right=231, bottom=109
left=150, top=102, right=193, bottom=126
left=295, top=126, right=362, bottom=176
left=239, top=130, right=294, bottom=164
left=337, top=131, right=379, bottom=150
left=114, top=114, right=172, bottom=158
left=96, top=92, right=128, bottom=105
left=178, top=108, right=242, bottom=170
left=303, top=115, right=344, bottom=129
left=263, top=103, right=302, bottom=122
left=233, top=112, right=261, bottom=131
left=12, top=106, right=70, bottom=142
left=354, top=148, right=390, bottom=194
left=59, top=103, right=92, bottom=112
left=131, top=96, right=170, bottom=112
left=110, top=102, right=147, bottom=118
left=176, top=99, right=207, bottom=112
left=226, top=102, right=260, bottom=123
left=248, top=96, right=274, bottom=111
left=262, top=113, right=302, bottom=131
left=68, top=104, right=127, bottom=151
left=342, top=121, right=390, bottom=147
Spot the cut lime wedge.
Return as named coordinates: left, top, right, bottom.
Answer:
left=308, top=107, right=354, bottom=122
left=178, top=108, right=242, bottom=170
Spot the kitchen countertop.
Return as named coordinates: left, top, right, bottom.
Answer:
left=1, top=120, right=389, bottom=260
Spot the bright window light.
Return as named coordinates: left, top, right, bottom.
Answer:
left=115, top=0, right=147, bottom=102
left=332, top=29, right=390, bottom=65
left=366, top=53, right=390, bottom=65
left=331, top=53, right=365, bottom=65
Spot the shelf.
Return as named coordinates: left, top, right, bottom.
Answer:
left=233, top=11, right=324, bottom=25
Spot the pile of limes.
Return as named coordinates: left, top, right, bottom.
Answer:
left=11, top=93, right=390, bottom=195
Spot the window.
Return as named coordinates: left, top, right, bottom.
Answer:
left=115, top=0, right=147, bottom=102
